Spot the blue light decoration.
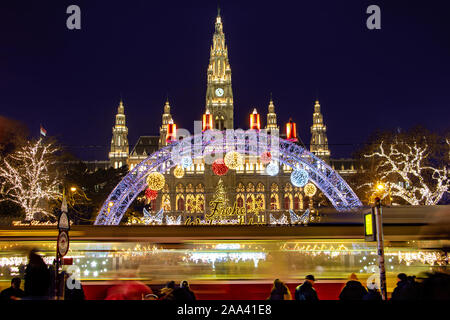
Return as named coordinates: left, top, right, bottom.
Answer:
left=181, top=156, right=193, bottom=169
left=266, top=162, right=279, bottom=176
left=290, top=169, right=309, bottom=187
left=95, top=132, right=363, bottom=225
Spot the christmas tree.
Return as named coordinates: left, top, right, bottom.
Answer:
left=211, top=178, right=229, bottom=208
left=207, top=179, right=230, bottom=221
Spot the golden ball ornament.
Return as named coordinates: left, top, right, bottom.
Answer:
left=146, top=172, right=165, bottom=191
left=173, top=165, right=185, bottom=178
left=304, top=183, right=317, bottom=197
left=224, top=151, right=244, bottom=170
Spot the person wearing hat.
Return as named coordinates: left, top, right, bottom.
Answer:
left=173, top=280, right=196, bottom=301
left=295, top=275, right=319, bottom=301
left=339, top=273, right=368, bottom=301
left=391, top=273, right=414, bottom=300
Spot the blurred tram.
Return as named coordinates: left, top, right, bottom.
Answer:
left=0, top=205, right=448, bottom=299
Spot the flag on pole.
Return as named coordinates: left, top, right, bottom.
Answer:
left=40, top=124, right=47, bottom=137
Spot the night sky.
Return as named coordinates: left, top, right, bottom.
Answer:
left=1, top=0, right=449, bottom=160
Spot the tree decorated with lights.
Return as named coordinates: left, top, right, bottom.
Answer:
left=0, top=138, right=61, bottom=221
left=357, top=128, right=449, bottom=205
left=210, top=178, right=229, bottom=209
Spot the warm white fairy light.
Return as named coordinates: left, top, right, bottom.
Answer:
left=0, top=138, right=61, bottom=221
left=188, top=252, right=266, bottom=268
left=363, top=140, right=449, bottom=205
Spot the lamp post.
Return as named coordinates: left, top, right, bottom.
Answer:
left=375, top=182, right=391, bottom=205
left=373, top=197, right=387, bottom=300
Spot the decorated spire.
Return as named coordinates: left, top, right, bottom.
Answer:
left=159, top=99, right=174, bottom=147
left=310, top=99, right=330, bottom=162
left=206, top=8, right=234, bottom=130
left=109, top=99, right=129, bottom=168
left=266, top=94, right=278, bottom=132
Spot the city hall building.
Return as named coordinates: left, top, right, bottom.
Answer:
left=106, top=10, right=357, bottom=222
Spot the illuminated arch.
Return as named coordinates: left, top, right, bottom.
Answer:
left=95, top=131, right=362, bottom=225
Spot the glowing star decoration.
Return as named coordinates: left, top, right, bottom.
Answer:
left=173, top=165, right=185, bottom=178
left=304, top=183, right=317, bottom=197
left=146, top=172, right=165, bottom=191
left=269, top=214, right=288, bottom=225
left=266, top=162, right=279, bottom=176
left=181, top=156, right=193, bottom=169
left=145, top=188, right=158, bottom=201
left=212, top=159, right=229, bottom=176
left=143, top=207, right=164, bottom=225
left=291, top=169, right=309, bottom=187
left=224, top=151, right=244, bottom=170
left=260, top=151, right=272, bottom=164
left=289, top=209, right=300, bottom=224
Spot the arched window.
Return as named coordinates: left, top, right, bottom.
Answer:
left=196, top=194, right=205, bottom=212
left=186, top=194, right=196, bottom=213
left=255, top=194, right=264, bottom=211
left=270, top=195, right=279, bottom=210
left=246, top=183, right=255, bottom=193
left=177, top=197, right=185, bottom=211
left=162, top=194, right=171, bottom=211
left=294, top=193, right=303, bottom=210
left=256, top=183, right=265, bottom=192
left=284, top=196, right=291, bottom=210
left=237, top=196, right=244, bottom=208
left=293, top=195, right=299, bottom=210
left=270, top=183, right=279, bottom=192
left=236, top=183, right=245, bottom=193
left=246, top=195, right=255, bottom=211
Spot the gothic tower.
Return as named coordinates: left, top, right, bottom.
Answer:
left=310, top=100, right=330, bottom=163
left=109, top=100, right=129, bottom=168
left=265, top=94, right=279, bottom=134
left=205, top=8, right=234, bottom=130
left=159, top=98, right=173, bottom=148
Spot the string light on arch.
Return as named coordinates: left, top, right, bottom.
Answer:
left=146, top=172, right=165, bottom=191
left=291, top=169, right=309, bottom=187
left=266, top=162, right=279, bottom=176
left=304, top=183, right=317, bottom=197
left=224, top=151, right=244, bottom=170
left=173, top=165, right=185, bottom=178
left=212, top=159, right=229, bottom=176
left=181, top=156, right=193, bottom=169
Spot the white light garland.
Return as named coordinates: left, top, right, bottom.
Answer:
left=0, top=138, right=61, bottom=221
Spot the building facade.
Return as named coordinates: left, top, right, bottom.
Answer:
left=105, top=10, right=354, bottom=222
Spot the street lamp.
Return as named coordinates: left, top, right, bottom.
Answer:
left=70, top=186, right=77, bottom=193
left=375, top=182, right=391, bottom=205
left=376, top=183, right=385, bottom=191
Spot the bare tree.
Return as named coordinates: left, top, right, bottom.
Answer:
left=357, top=128, right=449, bottom=205
left=0, top=138, right=61, bottom=221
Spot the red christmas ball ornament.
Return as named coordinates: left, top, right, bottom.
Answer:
left=145, top=188, right=158, bottom=200
left=212, top=158, right=229, bottom=176
left=260, top=151, right=272, bottom=164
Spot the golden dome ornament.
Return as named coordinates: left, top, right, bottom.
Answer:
left=304, top=183, right=317, bottom=197
left=173, top=165, right=185, bottom=178
left=224, top=151, right=244, bottom=170
left=146, top=172, right=165, bottom=191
